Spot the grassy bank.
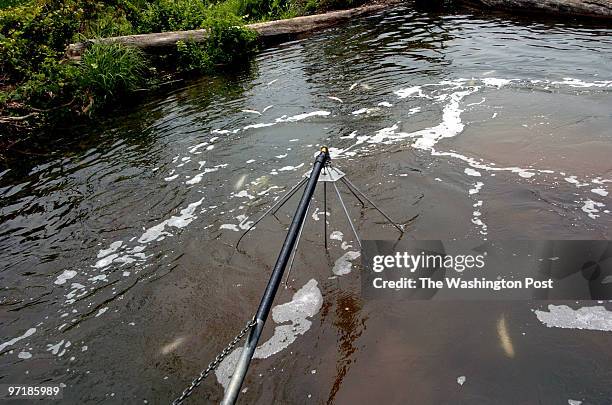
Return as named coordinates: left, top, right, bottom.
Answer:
left=0, top=0, right=366, bottom=144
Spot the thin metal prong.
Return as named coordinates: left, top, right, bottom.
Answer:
left=270, top=176, right=309, bottom=216
left=324, top=181, right=328, bottom=250
left=331, top=166, right=365, bottom=207
left=341, top=177, right=404, bottom=234
left=236, top=177, right=308, bottom=249
left=333, top=181, right=362, bottom=249
left=283, top=199, right=312, bottom=287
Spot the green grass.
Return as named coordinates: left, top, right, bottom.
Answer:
left=79, top=42, right=149, bottom=108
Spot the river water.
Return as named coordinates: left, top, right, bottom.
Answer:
left=1, top=5, right=612, bottom=404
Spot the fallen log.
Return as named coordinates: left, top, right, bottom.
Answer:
left=66, top=2, right=398, bottom=59
left=459, top=0, right=612, bottom=19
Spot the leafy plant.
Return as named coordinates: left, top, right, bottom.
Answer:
left=79, top=42, right=148, bottom=107
left=176, top=21, right=257, bottom=73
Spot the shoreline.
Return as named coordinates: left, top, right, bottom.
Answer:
left=458, top=0, right=612, bottom=19
left=66, top=1, right=401, bottom=59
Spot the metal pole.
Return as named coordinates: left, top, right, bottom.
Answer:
left=221, top=147, right=330, bottom=405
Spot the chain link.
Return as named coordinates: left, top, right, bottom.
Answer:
left=171, top=317, right=257, bottom=405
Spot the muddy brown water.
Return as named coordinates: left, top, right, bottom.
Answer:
left=1, top=5, right=612, bottom=404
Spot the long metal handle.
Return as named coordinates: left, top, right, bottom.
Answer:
left=221, top=147, right=330, bottom=405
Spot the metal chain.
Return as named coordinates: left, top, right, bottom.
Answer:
left=171, top=317, right=257, bottom=405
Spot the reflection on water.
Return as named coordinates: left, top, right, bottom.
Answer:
left=1, top=4, right=611, bottom=404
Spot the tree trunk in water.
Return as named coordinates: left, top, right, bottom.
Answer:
left=459, top=0, right=612, bottom=18
left=66, top=2, right=399, bottom=59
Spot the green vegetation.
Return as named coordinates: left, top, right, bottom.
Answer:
left=79, top=43, right=149, bottom=109
left=0, top=0, right=366, bottom=139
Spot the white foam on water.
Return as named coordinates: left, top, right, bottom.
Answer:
left=234, top=190, right=255, bottom=199
left=185, top=167, right=221, bottom=185
left=17, top=351, right=32, bottom=359
left=256, top=279, right=323, bottom=358
left=465, top=168, right=481, bottom=177
left=46, top=340, right=70, bottom=357
left=472, top=209, right=488, bottom=237
left=338, top=79, right=604, bottom=223
left=467, top=97, right=486, bottom=107
left=469, top=182, right=484, bottom=195
left=189, top=142, right=209, bottom=154
left=482, top=78, right=511, bottom=87
left=328, top=96, right=343, bottom=103
left=592, top=177, right=612, bottom=185
left=283, top=111, right=330, bottom=122
left=97, top=241, right=122, bottom=258
left=551, top=78, right=612, bottom=88
left=565, top=176, right=589, bottom=187
left=332, top=251, right=361, bottom=276
left=279, top=163, right=305, bottom=172
left=412, top=88, right=478, bottom=150
left=93, top=254, right=117, bottom=269
left=329, top=231, right=343, bottom=241
left=216, top=279, right=323, bottom=391
left=54, top=270, right=77, bottom=285
left=581, top=199, right=605, bottom=219
left=89, top=274, right=108, bottom=282
left=137, top=198, right=204, bottom=244
left=235, top=110, right=333, bottom=132
left=409, top=106, right=421, bottom=114
left=257, top=186, right=279, bottom=196
left=95, top=307, right=108, bottom=317
left=340, top=130, right=358, bottom=139
left=394, top=86, right=428, bottom=99
left=236, top=215, right=254, bottom=230
left=534, top=305, right=612, bottom=331
left=352, top=107, right=380, bottom=115
left=0, top=328, right=36, bottom=352
left=220, top=224, right=239, bottom=231
left=243, top=122, right=276, bottom=130
left=568, top=400, right=582, bottom=405
left=80, top=199, right=205, bottom=276
left=311, top=208, right=329, bottom=221
left=591, top=188, right=608, bottom=197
